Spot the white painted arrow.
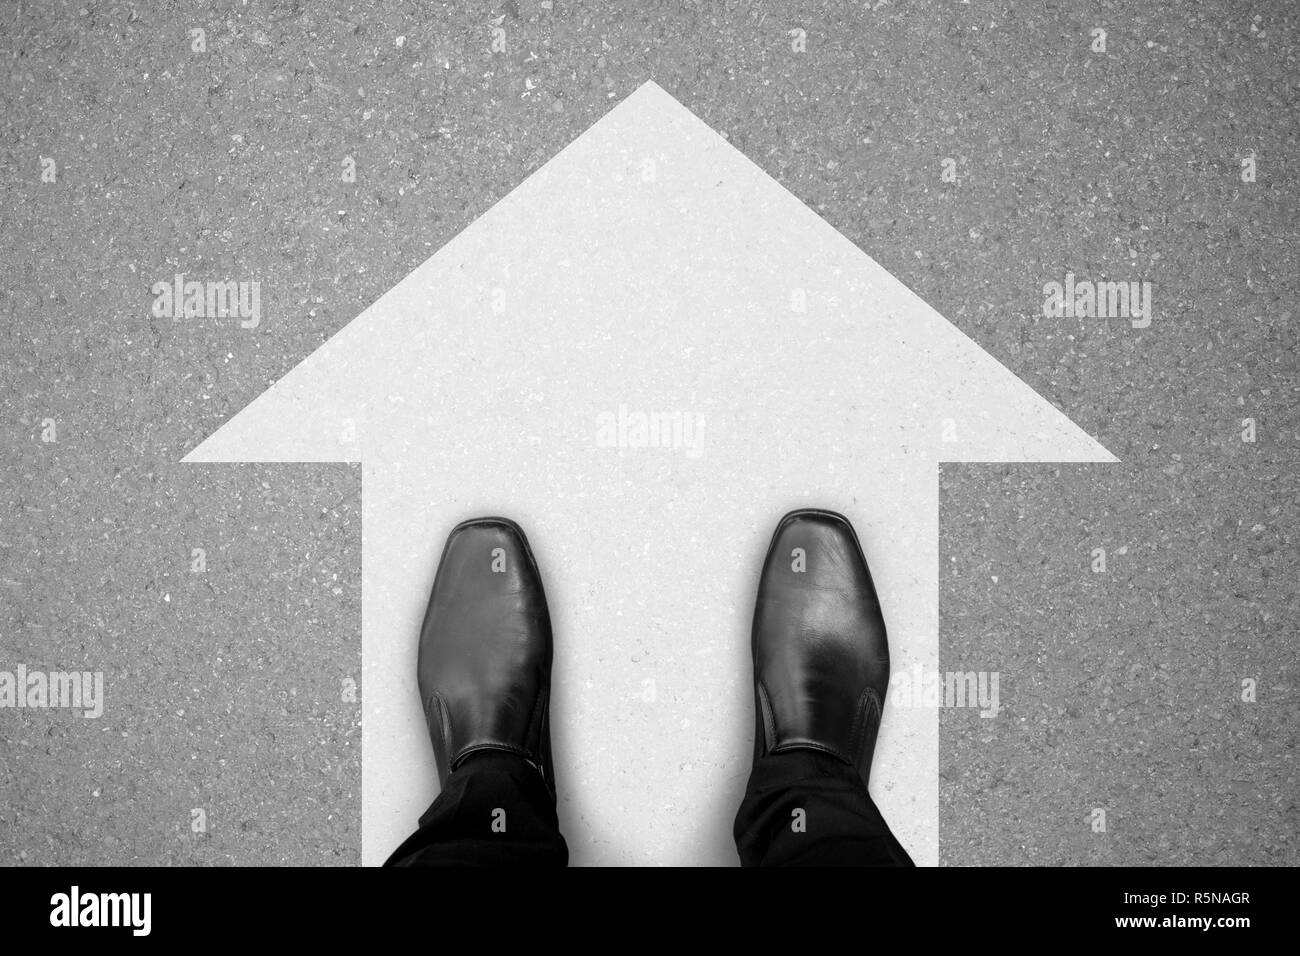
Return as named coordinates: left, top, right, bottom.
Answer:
left=185, top=81, right=1115, bottom=866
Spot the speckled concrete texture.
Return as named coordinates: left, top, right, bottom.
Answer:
left=1, top=1, right=1296, bottom=865
left=940, top=462, right=1297, bottom=865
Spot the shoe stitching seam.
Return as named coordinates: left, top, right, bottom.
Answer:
left=756, top=679, right=777, bottom=754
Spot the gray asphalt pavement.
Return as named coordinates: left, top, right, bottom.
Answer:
left=1, top=0, right=1295, bottom=864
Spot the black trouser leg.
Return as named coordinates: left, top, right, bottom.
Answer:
left=734, top=750, right=915, bottom=866
left=384, top=752, right=568, bottom=867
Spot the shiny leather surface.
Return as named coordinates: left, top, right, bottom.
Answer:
left=751, top=509, right=890, bottom=785
left=418, top=517, right=555, bottom=794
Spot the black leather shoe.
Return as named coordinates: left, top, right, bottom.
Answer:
left=418, top=517, right=556, bottom=796
left=750, top=509, right=891, bottom=785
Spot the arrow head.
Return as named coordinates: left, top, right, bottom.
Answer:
left=184, top=80, right=1115, bottom=467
